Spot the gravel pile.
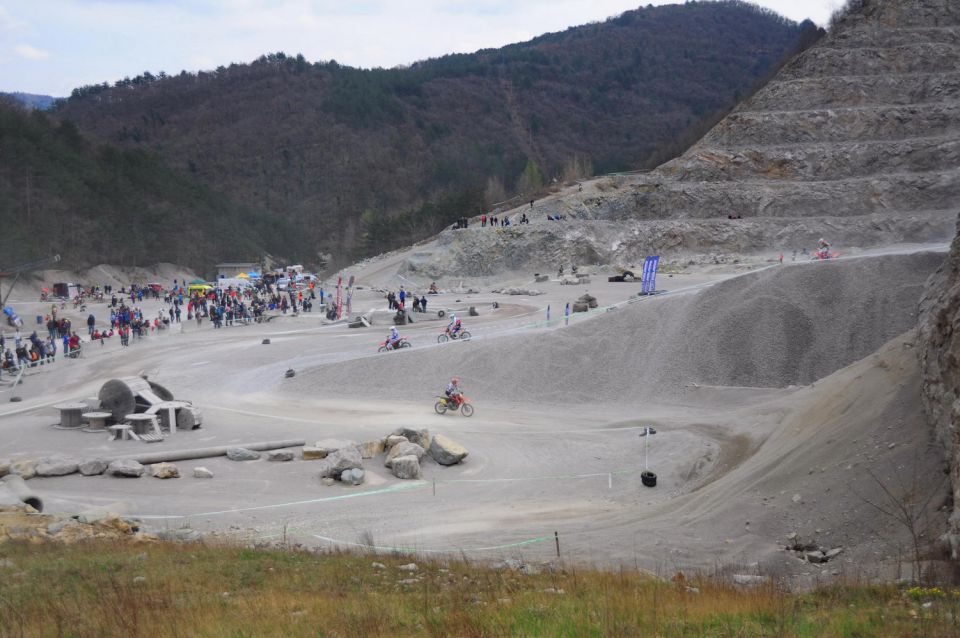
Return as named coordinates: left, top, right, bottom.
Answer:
left=288, top=252, right=944, bottom=404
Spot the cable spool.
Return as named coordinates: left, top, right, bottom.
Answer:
left=437, top=310, right=446, bottom=318
left=97, top=377, right=174, bottom=421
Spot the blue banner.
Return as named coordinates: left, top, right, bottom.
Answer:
left=641, top=256, right=660, bottom=294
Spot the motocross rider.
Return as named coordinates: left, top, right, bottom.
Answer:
left=817, top=237, right=831, bottom=258
left=445, top=376, right=463, bottom=408
left=447, top=313, right=462, bottom=337
left=388, top=325, right=401, bottom=349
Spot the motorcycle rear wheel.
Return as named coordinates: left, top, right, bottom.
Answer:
left=400, top=341, right=412, bottom=348
left=461, top=404, right=474, bottom=417
left=437, top=334, right=449, bottom=344
left=434, top=401, right=447, bottom=415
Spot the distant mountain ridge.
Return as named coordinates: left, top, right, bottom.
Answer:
left=55, top=1, right=818, bottom=269
left=2, top=92, right=58, bottom=110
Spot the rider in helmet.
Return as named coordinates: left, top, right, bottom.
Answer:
left=817, top=237, right=831, bottom=259
left=388, top=325, right=401, bottom=350
left=447, top=313, right=462, bottom=337
left=445, top=376, right=463, bottom=408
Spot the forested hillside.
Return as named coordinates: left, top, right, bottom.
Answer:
left=1, top=92, right=57, bottom=111
left=53, top=1, right=819, bottom=268
left=0, top=100, right=310, bottom=269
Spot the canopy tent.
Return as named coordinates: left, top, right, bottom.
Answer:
left=189, top=278, right=205, bottom=285
left=187, top=283, right=213, bottom=294
left=236, top=272, right=250, bottom=279
left=246, top=272, right=261, bottom=279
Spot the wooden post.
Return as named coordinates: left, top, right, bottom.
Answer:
left=554, top=531, right=560, bottom=558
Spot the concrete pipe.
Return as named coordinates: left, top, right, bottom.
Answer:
left=108, top=439, right=306, bottom=465
left=2, top=474, right=44, bottom=512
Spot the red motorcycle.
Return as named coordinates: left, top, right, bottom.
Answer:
left=378, top=337, right=411, bottom=352
left=811, top=248, right=840, bottom=260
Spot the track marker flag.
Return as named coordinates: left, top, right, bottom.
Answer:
left=641, top=256, right=660, bottom=294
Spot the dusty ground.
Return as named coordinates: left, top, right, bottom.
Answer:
left=0, top=248, right=952, bottom=582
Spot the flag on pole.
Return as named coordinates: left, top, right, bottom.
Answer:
left=335, top=276, right=343, bottom=319
left=346, top=275, right=355, bottom=315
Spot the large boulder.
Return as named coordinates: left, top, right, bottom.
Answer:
left=10, top=459, right=38, bottom=480
left=391, top=455, right=422, bottom=480
left=306, top=439, right=362, bottom=460
left=226, top=448, right=261, bottom=461
left=35, top=456, right=80, bottom=477
left=316, top=446, right=363, bottom=480
left=79, top=459, right=109, bottom=476
left=391, top=428, right=430, bottom=449
left=267, top=450, right=294, bottom=462
left=359, top=440, right=385, bottom=459
left=313, top=439, right=359, bottom=455
left=429, top=433, right=469, bottom=466
left=384, top=435, right=408, bottom=448
left=149, top=463, right=180, bottom=479
left=107, top=460, right=145, bottom=478
left=385, top=442, right=425, bottom=468
left=193, top=467, right=214, bottom=479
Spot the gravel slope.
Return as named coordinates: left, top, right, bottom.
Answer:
left=288, top=252, right=945, bottom=404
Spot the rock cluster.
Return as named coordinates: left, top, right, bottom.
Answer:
left=784, top=533, right=844, bottom=564
left=0, top=503, right=199, bottom=546
left=382, top=427, right=468, bottom=479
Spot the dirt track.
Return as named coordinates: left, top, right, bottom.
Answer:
left=0, top=251, right=950, bottom=578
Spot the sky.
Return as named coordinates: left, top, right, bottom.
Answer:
left=0, top=0, right=841, bottom=97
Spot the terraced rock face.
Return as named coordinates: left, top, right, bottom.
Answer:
left=578, top=0, right=960, bottom=244
left=398, top=0, right=959, bottom=277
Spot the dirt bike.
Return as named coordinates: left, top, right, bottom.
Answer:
left=378, top=337, right=411, bottom=352
left=437, top=327, right=471, bottom=343
left=811, top=248, right=839, bottom=260
left=434, top=395, right=474, bottom=417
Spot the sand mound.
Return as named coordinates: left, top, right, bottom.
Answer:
left=288, top=252, right=944, bottom=404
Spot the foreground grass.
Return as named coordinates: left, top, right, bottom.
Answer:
left=1, top=542, right=959, bottom=637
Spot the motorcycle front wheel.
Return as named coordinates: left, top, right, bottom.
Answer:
left=378, top=346, right=388, bottom=353
left=461, top=404, right=474, bottom=417
left=434, top=401, right=447, bottom=415
left=460, top=331, right=472, bottom=341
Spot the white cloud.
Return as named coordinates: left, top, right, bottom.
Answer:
left=0, top=0, right=839, bottom=95
left=0, top=6, right=25, bottom=30
left=13, top=44, right=50, bottom=60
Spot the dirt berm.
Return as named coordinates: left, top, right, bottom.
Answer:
left=289, top=252, right=944, bottom=403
